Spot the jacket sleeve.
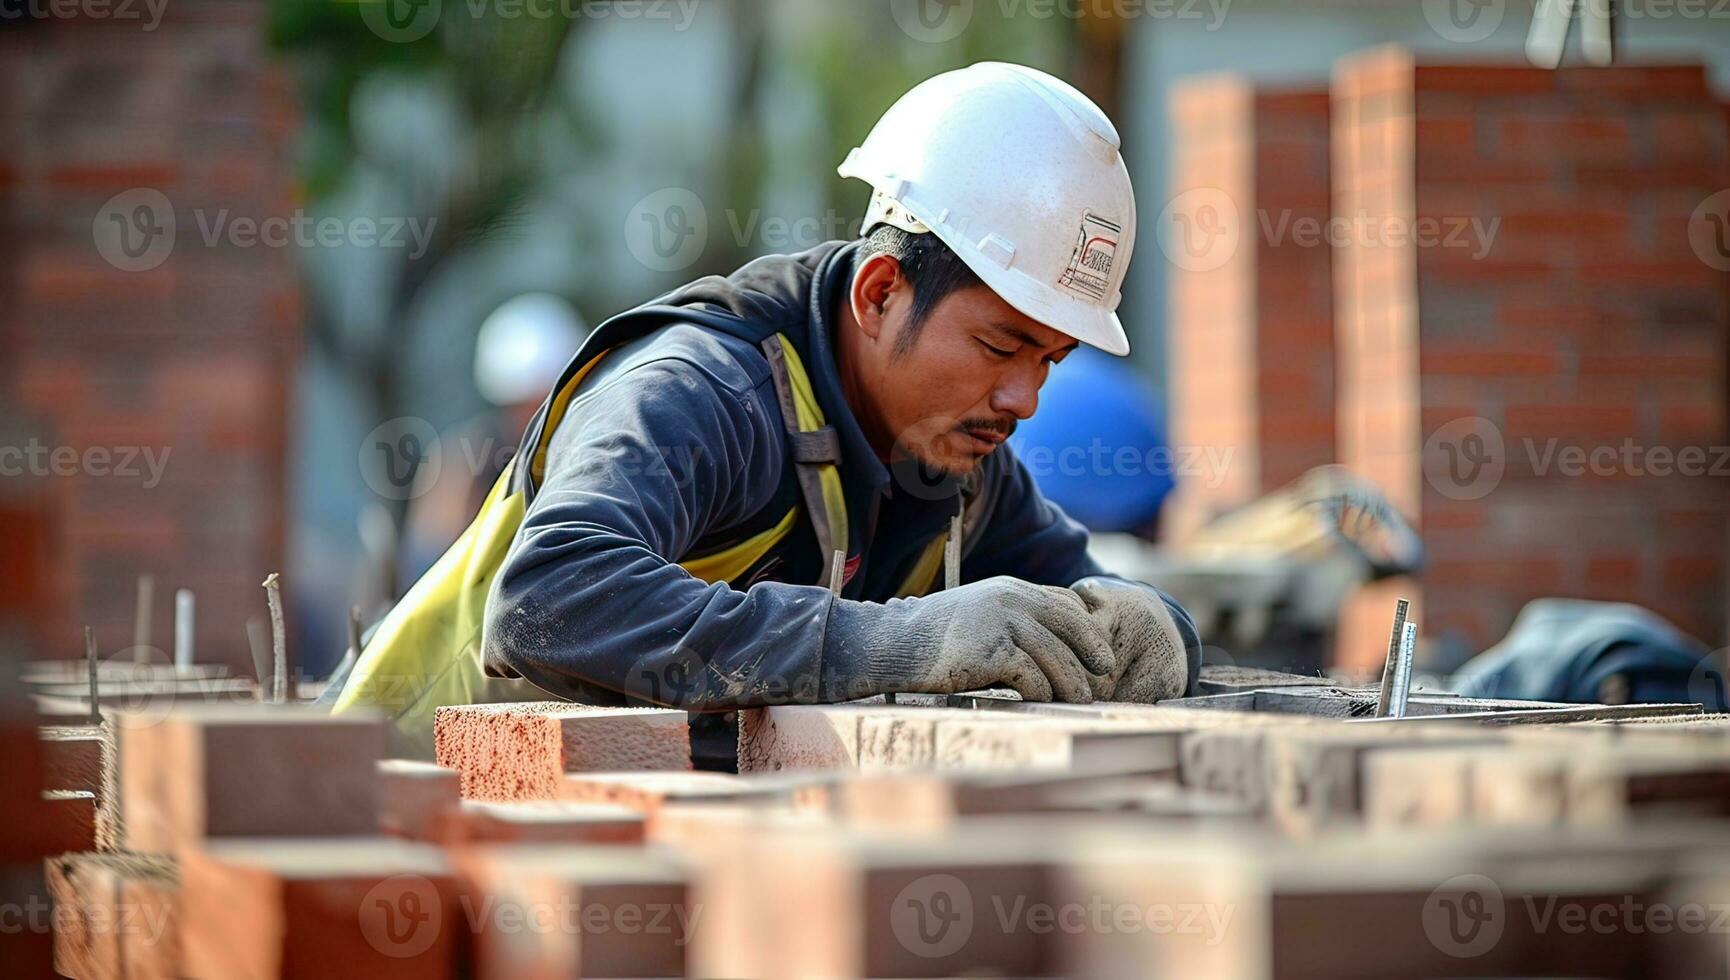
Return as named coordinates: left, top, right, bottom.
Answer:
left=481, top=354, right=849, bottom=712
left=964, top=443, right=1203, bottom=687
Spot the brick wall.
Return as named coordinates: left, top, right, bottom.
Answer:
left=1167, top=77, right=1335, bottom=541
left=1333, top=48, right=1730, bottom=672
left=0, top=6, right=300, bottom=664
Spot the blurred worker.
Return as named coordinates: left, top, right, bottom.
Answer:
left=399, top=293, right=586, bottom=580
left=1008, top=346, right=1173, bottom=538
left=336, top=64, right=1201, bottom=765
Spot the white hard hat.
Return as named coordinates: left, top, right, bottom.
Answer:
left=839, top=62, right=1136, bottom=356
left=474, top=293, right=587, bottom=407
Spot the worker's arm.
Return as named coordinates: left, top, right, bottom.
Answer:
left=961, top=443, right=1203, bottom=698
left=482, top=343, right=1111, bottom=712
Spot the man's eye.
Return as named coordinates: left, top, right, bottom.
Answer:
left=979, top=340, right=1015, bottom=358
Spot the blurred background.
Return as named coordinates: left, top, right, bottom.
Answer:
left=2, top=0, right=1728, bottom=704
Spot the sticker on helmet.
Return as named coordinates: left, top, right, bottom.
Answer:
left=1058, top=212, right=1121, bottom=302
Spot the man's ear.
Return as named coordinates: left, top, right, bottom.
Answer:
left=850, top=252, right=901, bottom=343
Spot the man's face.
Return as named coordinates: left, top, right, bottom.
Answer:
left=873, top=281, right=1079, bottom=475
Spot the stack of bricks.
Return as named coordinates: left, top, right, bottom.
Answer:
left=1165, top=76, right=1337, bottom=541
left=25, top=653, right=1730, bottom=976
left=0, top=0, right=300, bottom=663
left=1331, top=49, right=1730, bottom=670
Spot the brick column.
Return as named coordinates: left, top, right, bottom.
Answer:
left=1333, top=48, right=1730, bottom=672
left=1166, top=76, right=1335, bottom=541
left=0, top=6, right=300, bottom=665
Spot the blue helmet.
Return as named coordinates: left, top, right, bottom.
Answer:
left=1010, top=347, right=1173, bottom=533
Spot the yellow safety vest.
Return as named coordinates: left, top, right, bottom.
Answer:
left=333, top=332, right=950, bottom=757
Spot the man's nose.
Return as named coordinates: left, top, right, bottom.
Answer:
left=989, top=365, right=1042, bottom=420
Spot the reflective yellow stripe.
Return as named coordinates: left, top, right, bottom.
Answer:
left=896, top=532, right=948, bottom=598
left=679, top=506, right=802, bottom=584
left=773, top=334, right=848, bottom=563
left=530, top=349, right=613, bottom=487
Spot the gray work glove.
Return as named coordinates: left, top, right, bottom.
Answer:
left=1072, top=577, right=1197, bottom=703
left=828, top=576, right=1115, bottom=703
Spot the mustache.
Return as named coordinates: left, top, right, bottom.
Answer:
left=960, top=417, right=1017, bottom=438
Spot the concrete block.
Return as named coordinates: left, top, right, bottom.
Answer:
left=434, top=703, right=690, bottom=801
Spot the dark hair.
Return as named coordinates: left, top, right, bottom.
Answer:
left=857, top=225, right=983, bottom=356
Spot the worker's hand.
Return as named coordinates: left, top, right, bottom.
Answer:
left=846, top=576, right=1115, bottom=703
left=1072, top=577, right=1197, bottom=703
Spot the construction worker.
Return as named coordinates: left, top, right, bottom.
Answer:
left=335, top=63, right=1201, bottom=765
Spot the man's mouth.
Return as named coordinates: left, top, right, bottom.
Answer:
left=957, top=426, right=1007, bottom=453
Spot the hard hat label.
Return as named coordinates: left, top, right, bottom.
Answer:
left=1057, top=211, right=1121, bottom=303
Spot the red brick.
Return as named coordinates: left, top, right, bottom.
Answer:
left=457, top=845, right=691, bottom=980
left=446, top=800, right=645, bottom=846
left=179, top=839, right=461, bottom=980
left=376, top=759, right=461, bottom=841
left=46, top=852, right=178, bottom=980
left=118, top=704, right=385, bottom=853
left=433, top=703, right=691, bottom=802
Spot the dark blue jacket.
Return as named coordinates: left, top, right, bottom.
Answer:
left=481, top=241, right=1198, bottom=764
